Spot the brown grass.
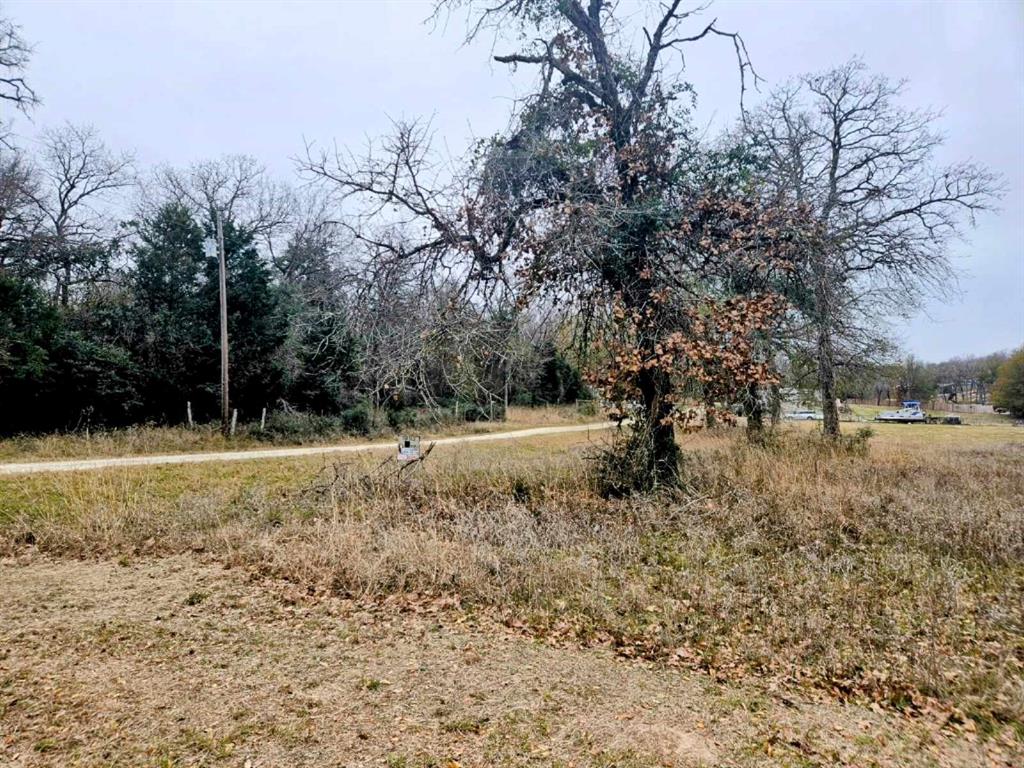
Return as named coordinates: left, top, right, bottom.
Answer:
left=1, top=423, right=1022, bottom=743
left=7, top=555, right=999, bottom=768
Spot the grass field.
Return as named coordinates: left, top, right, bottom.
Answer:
left=1, top=419, right=1021, bottom=766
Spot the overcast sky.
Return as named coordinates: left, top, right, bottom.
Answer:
left=5, top=0, right=1022, bottom=362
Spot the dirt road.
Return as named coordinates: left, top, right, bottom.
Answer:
left=0, top=421, right=616, bottom=476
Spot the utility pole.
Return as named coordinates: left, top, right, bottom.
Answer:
left=217, top=211, right=230, bottom=436
left=204, top=213, right=230, bottom=436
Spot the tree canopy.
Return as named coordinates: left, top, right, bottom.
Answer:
left=992, top=348, right=1024, bottom=418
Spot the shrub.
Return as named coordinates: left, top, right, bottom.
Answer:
left=460, top=402, right=504, bottom=422
left=259, top=403, right=377, bottom=441
left=591, top=424, right=676, bottom=497
left=259, top=411, right=343, bottom=442
left=386, top=407, right=419, bottom=432
left=340, top=402, right=374, bottom=435
left=842, top=425, right=875, bottom=455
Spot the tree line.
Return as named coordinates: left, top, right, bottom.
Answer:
left=0, top=131, right=586, bottom=436
left=822, top=350, right=1013, bottom=406
left=1, top=3, right=1013, bottom=483
left=0, top=159, right=587, bottom=435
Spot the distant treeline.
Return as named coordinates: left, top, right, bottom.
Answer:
left=831, top=351, right=1012, bottom=405
left=0, top=146, right=587, bottom=436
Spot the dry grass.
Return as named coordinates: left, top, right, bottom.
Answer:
left=0, top=404, right=594, bottom=461
left=792, top=415, right=1024, bottom=447
left=6, top=555, right=998, bottom=768
left=1, top=423, right=1022, bottom=746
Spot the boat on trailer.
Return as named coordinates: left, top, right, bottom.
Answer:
left=875, top=401, right=927, bottom=424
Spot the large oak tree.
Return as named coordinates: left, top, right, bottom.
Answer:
left=306, top=1, right=807, bottom=488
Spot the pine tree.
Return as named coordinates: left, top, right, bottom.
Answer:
left=131, top=203, right=210, bottom=422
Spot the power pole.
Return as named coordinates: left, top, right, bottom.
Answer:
left=216, top=211, right=230, bottom=436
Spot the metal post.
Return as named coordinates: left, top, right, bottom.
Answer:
left=217, top=211, right=230, bottom=436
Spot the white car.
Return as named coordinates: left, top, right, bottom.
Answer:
left=785, top=409, right=823, bottom=421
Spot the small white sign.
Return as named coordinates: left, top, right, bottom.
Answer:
left=397, top=436, right=421, bottom=462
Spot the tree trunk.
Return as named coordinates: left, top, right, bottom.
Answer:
left=620, top=239, right=679, bottom=486
left=745, top=381, right=765, bottom=441
left=60, top=260, right=71, bottom=307
left=817, top=323, right=840, bottom=438
left=769, top=383, right=782, bottom=427
left=638, top=365, right=679, bottom=486
left=812, top=250, right=841, bottom=439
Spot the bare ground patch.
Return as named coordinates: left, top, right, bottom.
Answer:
left=1, top=554, right=1014, bottom=767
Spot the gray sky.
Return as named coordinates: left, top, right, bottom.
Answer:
left=6, top=0, right=1022, bottom=362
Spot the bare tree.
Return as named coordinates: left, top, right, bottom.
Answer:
left=0, top=13, right=40, bottom=270
left=272, top=187, right=351, bottom=293
left=0, top=15, right=38, bottom=117
left=156, top=155, right=294, bottom=246
left=26, top=123, right=134, bottom=305
left=0, top=146, right=41, bottom=272
left=744, top=60, right=1002, bottom=436
left=301, top=121, right=494, bottom=294
left=302, top=121, right=543, bottom=419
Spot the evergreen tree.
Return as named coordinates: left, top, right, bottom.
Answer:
left=282, top=294, right=362, bottom=413
left=533, top=341, right=585, bottom=405
left=0, top=274, right=60, bottom=432
left=0, top=275, right=139, bottom=433
left=46, top=326, right=140, bottom=429
left=130, top=203, right=210, bottom=422
left=199, top=218, right=287, bottom=418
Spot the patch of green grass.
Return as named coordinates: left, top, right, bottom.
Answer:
left=441, top=716, right=488, bottom=734
left=33, top=738, right=59, bottom=753
left=383, top=753, right=453, bottom=768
